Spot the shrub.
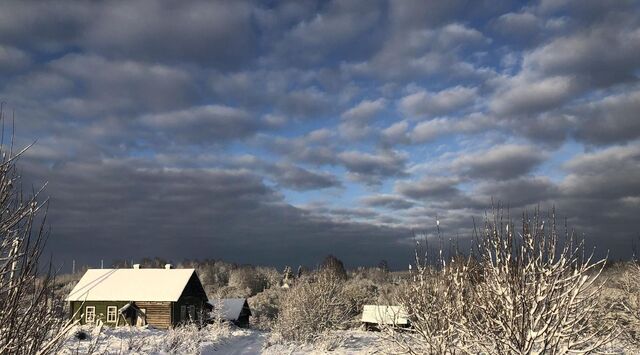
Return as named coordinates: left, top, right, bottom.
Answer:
left=394, top=208, right=616, bottom=354
left=274, top=271, right=350, bottom=343
left=249, top=287, right=285, bottom=330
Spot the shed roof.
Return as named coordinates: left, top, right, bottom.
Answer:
left=209, top=298, right=250, bottom=321
left=66, top=268, right=197, bottom=302
left=361, top=305, right=409, bottom=325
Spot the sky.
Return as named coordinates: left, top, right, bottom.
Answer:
left=0, top=0, right=639, bottom=270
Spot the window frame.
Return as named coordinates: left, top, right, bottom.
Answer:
left=85, top=306, right=96, bottom=324
left=106, top=306, right=117, bottom=323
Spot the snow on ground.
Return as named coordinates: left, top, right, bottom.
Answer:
left=59, top=325, right=387, bottom=354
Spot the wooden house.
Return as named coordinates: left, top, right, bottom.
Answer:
left=66, top=265, right=210, bottom=329
left=209, top=298, right=252, bottom=328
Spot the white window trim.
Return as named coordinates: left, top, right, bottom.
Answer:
left=85, top=306, right=96, bottom=324
left=106, top=306, right=117, bottom=323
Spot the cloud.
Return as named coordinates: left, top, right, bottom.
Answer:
left=361, top=194, right=415, bottom=210
left=410, top=114, right=494, bottom=143
left=452, top=144, right=548, bottom=180
left=49, top=54, right=196, bottom=115
left=338, top=150, right=408, bottom=185
left=22, top=156, right=410, bottom=268
left=490, top=75, right=578, bottom=116
left=395, top=176, right=461, bottom=200
left=561, top=143, right=640, bottom=200
left=574, top=90, right=640, bottom=145
left=341, top=98, right=386, bottom=121
left=140, top=105, right=261, bottom=144
left=399, top=86, right=477, bottom=118
left=269, top=163, right=342, bottom=191
left=470, top=176, right=559, bottom=208
left=339, top=98, right=385, bottom=139
left=277, top=87, right=333, bottom=119
left=0, top=44, right=31, bottom=71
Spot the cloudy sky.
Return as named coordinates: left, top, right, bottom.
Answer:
left=1, top=0, right=639, bottom=269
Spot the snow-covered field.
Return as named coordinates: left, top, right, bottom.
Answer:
left=59, top=325, right=386, bottom=354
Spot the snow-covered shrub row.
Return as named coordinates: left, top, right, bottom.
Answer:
left=59, top=321, right=232, bottom=354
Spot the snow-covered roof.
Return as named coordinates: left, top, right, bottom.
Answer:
left=209, top=298, right=250, bottom=320
left=66, top=268, right=197, bottom=302
left=361, top=305, right=409, bottom=325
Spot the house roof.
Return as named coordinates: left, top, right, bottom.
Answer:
left=208, top=298, right=250, bottom=320
left=66, top=268, right=197, bottom=302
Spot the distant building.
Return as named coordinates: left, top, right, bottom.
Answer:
left=66, top=264, right=210, bottom=329
left=208, top=298, right=252, bottom=328
left=361, top=305, right=409, bottom=329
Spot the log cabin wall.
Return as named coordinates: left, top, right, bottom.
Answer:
left=136, top=301, right=172, bottom=329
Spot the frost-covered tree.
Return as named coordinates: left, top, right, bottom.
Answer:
left=320, top=254, right=347, bottom=280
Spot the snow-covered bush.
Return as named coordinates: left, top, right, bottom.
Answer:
left=392, top=244, right=473, bottom=354
left=273, top=270, right=351, bottom=343
left=463, top=209, right=615, bottom=354
left=249, top=287, right=285, bottom=330
left=616, top=260, right=640, bottom=345
left=394, top=209, right=616, bottom=354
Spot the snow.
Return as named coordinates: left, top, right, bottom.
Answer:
left=59, top=326, right=386, bottom=354
left=66, top=268, right=197, bottom=302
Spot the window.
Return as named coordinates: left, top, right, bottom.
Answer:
left=180, top=305, right=186, bottom=321
left=85, top=306, right=96, bottom=324
left=107, top=306, right=117, bottom=323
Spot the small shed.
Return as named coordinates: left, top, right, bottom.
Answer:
left=66, top=266, right=209, bottom=329
left=209, top=298, right=252, bottom=328
left=361, top=305, right=409, bottom=329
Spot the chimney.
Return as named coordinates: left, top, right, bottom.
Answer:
left=133, top=264, right=141, bottom=269
left=164, top=264, right=173, bottom=269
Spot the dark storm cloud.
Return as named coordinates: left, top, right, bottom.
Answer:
left=22, top=156, right=409, bottom=268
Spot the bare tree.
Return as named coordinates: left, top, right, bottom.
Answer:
left=0, top=116, right=74, bottom=354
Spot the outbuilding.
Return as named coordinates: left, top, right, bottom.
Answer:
left=361, top=305, right=409, bottom=329
left=209, top=298, right=252, bottom=328
left=66, top=265, right=210, bottom=329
